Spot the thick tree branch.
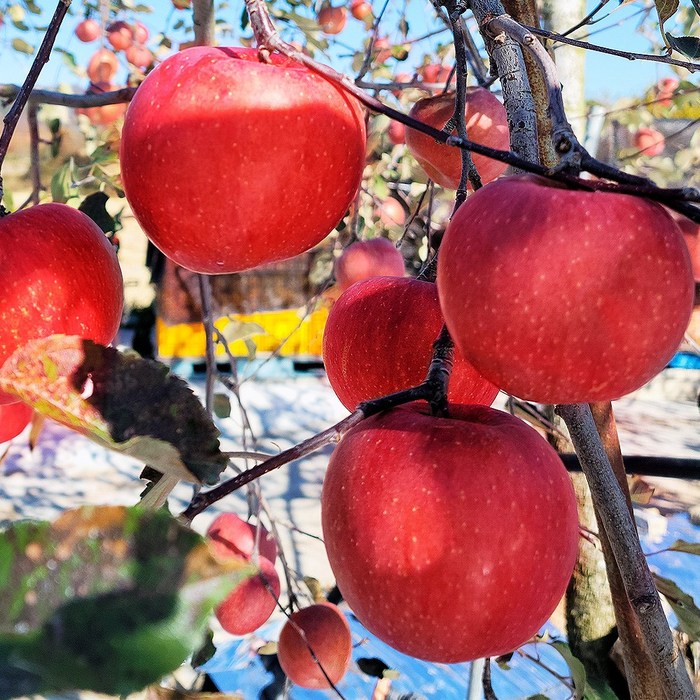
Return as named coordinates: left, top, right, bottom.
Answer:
left=556, top=403, right=696, bottom=700
left=0, top=0, right=71, bottom=209
left=0, top=84, right=137, bottom=108
left=193, top=0, right=216, bottom=46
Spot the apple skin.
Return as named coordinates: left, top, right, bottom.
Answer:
left=277, top=603, right=352, bottom=689
left=350, top=0, right=372, bottom=21
left=633, top=127, right=665, bottom=156
left=87, top=48, right=119, bottom=83
left=317, top=5, right=347, bottom=34
left=0, top=204, right=124, bottom=405
left=75, top=19, right=100, bottom=43
left=323, top=276, right=499, bottom=410
left=133, top=21, right=149, bottom=44
left=387, top=120, right=405, bottom=145
left=0, top=401, right=33, bottom=442
left=207, top=513, right=278, bottom=564
left=334, top=238, right=405, bottom=292
left=125, top=45, right=153, bottom=69
left=120, top=47, right=366, bottom=274
left=376, top=197, right=405, bottom=227
left=671, top=211, right=700, bottom=281
left=214, top=556, right=281, bottom=635
left=437, top=174, right=694, bottom=404
left=321, top=402, right=578, bottom=662
left=405, top=88, right=509, bottom=189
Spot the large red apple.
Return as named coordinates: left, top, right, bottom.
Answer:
left=0, top=401, right=33, bottom=442
left=0, top=204, right=123, bottom=404
left=277, top=603, right=352, bottom=689
left=321, top=402, right=578, bottom=662
left=207, top=512, right=278, bottom=564
left=323, top=276, right=499, bottom=410
left=334, top=238, right=405, bottom=292
left=120, top=47, right=366, bottom=274
left=405, top=88, right=509, bottom=189
left=214, top=556, right=281, bottom=635
left=438, top=175, right=694, bottom=404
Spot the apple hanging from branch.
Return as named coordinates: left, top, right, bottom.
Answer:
left=321, top=402, right=579, bottom=662
left=437, top=175, right=694, bottom=404
left=334, top=238, right=405, bottom=292
left=323, top=276, right=499, bottom=410
left=120, top=47, right=366, bottom=274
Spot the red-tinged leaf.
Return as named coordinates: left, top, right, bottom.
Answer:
left=655, top=0, right=679, bottom=45
left=0, top=335, right=228, bottom=485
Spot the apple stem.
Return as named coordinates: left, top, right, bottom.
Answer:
left=0, top=0, right=71, bottom=212
left=556, top=403, right=697, bottom=699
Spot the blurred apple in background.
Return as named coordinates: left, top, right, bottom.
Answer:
left=334, top=238, right=405, bottom=292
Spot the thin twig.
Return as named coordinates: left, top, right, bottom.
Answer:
left=197, top=275, right=217, bottom=416
left=0, top=84, right=137, bottom=108
left=0, top=0, right=71, bottom=208
left=526, top=24, right=700, bottom=73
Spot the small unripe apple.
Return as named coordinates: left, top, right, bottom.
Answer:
left=350, top=0, right=372, bottom=21
left=387, top=119, right=405, bottom=145
left=125, top=44, right=153, bottom=69
left=76, top=82, right=126, bottom=126
left=0, top=402, right=33, bottom=442
left=323, top=276, right=499, bottom=410
left=106, top=20, right=134, bottom=51
left=87, top=48, right=120, bottom=83
left=0, top=204, right=124, bottom=405
left=334, top=238, right=405, bottom=292
left=375, top=197, right=405, bottom=227
left=322, top=402, right=579, bottom=662
left=207, top=512, right=278, bottom=564
left=215, top=557, right=281, bottom=635
left=405, top=88, right=509, bottom=189
left=438, top=174, right=694, bottom=403
left=633, top=127, right=665, bottom=157
left=277, top=603, right=352, bottom=689
left=75, top=19, right=100, bottom=43
left=121, top=47, right=366, bottom=274
left=317, top=5, right=347, bottom=34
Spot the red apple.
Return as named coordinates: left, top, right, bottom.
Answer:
left=656, top=76, right=680, bottom=106
left=670, top=210, right=700, bottom=281
left=387, top=119, right=405, bottom=145
left=87, top=48, right=120, bottom=83
left=125, top=44, right=153, bottom=69
left=107, top=20, right=134, bottom=51
left=215, top=556, right=281, bottom=635
left=277, top=603, right=352, bottom=689
left=133, top=21, right=149, bottom=44
left=76, top=82, right=127, bottom=126
left=0, top=204, right=123, bottom=404
left=120, top=47, right=366, bottom=274
left=438, top=174, right=694, bottom=404
left=420, top=63, right=453, bottom=89
left=172, top=0, right=191, bottom=8
left=317, top=5, right=347, bottom=34
left=334, top=238, right=405, bottom=292
left=75, top=18, right=100, bottom=43
left=405, top=88, right=509, bottom=189
left=321, top=402, right=579, bottom=662
left=375, top=197, right=405, bottom=227
left=323, top=276, right=499, bottom=410
left=350, top=0, right=372, bottom=21
left=633, top=127, right=665, bottom=157
left=207, top=512, right=277, bottom=564
left=0, top=401, right=33, bottom=442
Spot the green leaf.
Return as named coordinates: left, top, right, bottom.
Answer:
left=654, top=574, right=700, bottom=641
left=23, top=0, right=42, bottom=13
left=655, top=0, right=679, bottom=29
left=584, top=677, right=619, bottom=699
left=0, top=335, right=229, bottom=486
left=54, top=47, right=78, bottom=69
left=526, top=696, right=550, bottom=700
left=220, top=319, right=265, bottom=345
left=11, top=38, right=34, bottom=54
left=0, top=506, right=254, bottom=698
left=551, top=641, right=586, bottom=700
left=667, top=540, right=700, bottom=555
left=49, top=160, right=74, bottom=203
left=666, top=33, right=700, bottom=58
left=213, top=393, right=231, bottom=419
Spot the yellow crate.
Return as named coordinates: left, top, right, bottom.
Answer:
left=156, top=306, right=328, bottom=361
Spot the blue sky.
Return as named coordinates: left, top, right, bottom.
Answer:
left=0, top=0, right=690, bottom=103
